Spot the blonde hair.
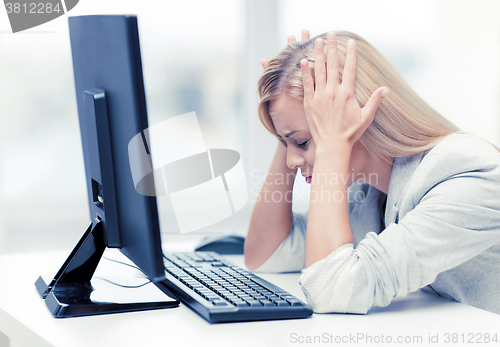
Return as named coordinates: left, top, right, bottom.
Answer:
left=257, top=31, right=460, bottom=160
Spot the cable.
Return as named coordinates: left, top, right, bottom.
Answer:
left=102, top=255, right=151, bottom=275
left=94, top=277, right=153, bottom=289
left=96, top=255, right=152, bottom=288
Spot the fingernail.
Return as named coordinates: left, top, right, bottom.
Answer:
left=348, top=39, right=355, bottom=48
left=327, top=32, right=336, bottom=41
left=316, top=38, right=323, bottom=48
left=381, top=88, right=389, bottom=97
left=301, top=59, right=308, bottom=66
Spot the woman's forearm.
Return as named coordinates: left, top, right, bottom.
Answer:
left=244, top=143, right=297, bottom=269
left=305, top=143, right=353, bottom=268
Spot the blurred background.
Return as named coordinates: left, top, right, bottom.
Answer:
left=0, top=0, right=499, bottom=253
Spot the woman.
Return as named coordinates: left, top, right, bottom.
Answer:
left=244, top=30, right=500, bottom=314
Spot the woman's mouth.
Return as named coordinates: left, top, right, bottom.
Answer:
left=303, top=175, right=312, bottom=184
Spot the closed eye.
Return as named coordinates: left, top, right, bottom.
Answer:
left=297, top=141, right=308, bottom=149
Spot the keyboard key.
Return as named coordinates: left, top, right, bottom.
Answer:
left=253, top=295, right=266, bottom=300
left=275, top=292, right=289, bottom=297
left=274, top=299, right=289, bottom=307
left=212, top=300, right=227, bottom=306
left=233, top=301, right=248, bottom=307
left=286, top=299, right=304, bottom=306
left=245, top=299, right=262, bottom=307
left=259, top=299, right=274, bottom=307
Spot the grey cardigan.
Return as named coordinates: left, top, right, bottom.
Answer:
left=254, top=133, right=500, bottom=314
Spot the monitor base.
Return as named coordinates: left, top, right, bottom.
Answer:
left=35, top=219, right=179, bottom=318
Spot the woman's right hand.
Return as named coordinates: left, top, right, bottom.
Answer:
left=260, top=29, right=311, bottom=69
left=245, top=30, right=312, bottom=270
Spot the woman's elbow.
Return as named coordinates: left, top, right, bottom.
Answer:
left=243, top=242, right=265, bottom=270
left=300, top=287, right=371, bottom=314
left=244, top=253, right=259, bottom=271
left=299, top=271, right=372, bottom=314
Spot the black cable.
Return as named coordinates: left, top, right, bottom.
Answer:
left=102, top=255, right=148, bottom=274
left=95, top=255, right=152, bottom=288
left=94, top=277, right=153, bottom=289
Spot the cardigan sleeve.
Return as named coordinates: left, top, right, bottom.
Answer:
left=251, top=183, right=383, bottom=273
left=299, top=166, right=500, bottom=314
left=254, top=182, right=386, bottom=272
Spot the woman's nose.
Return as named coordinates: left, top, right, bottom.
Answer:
left=286, top=148, right=305, bottom=169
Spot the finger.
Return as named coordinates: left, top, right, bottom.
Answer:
left=300, top=59, right=315, bottom=101
left=326, top=32, right=339, bottom=92
left=301, top=29, right=310, bottom=41
left=342, top=39, right=357, bottom=95
left=287, top=35, right=296, bottom=43
left=260, top=58, right=268, bottom=69
left=314, top=38, right=326, bottom=91
left=361, top=87, right=389, bottom=126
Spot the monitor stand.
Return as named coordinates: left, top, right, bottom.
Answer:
left=35, top=89, right=179, bottom=318
left=35, top=218, right=179, bottom=318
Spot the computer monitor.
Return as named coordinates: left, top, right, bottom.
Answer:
left=35, top=15, right=179, bottom=317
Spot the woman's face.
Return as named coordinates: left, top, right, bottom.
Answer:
left=269, top=94, right=367, bottom=185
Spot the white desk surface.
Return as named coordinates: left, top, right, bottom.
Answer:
left=1, top=234, right=500, bottom=347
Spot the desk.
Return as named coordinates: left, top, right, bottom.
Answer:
left=1, top=234, right=500, bottom=347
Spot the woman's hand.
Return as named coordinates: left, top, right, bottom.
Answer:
left=260, top=30, right=311, bottom=69
left=300, top=32, right=389, bottom=151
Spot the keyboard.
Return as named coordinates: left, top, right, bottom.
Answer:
left=158, top=251, right=313, bottom=323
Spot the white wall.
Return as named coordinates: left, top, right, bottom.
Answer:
left=277, top=0, right=500, bottom=212
left=427, top=0, right=500, bottom=145
left=0, top=0, right=246, bottom=252
left=0, top=0, right=499, bottom=253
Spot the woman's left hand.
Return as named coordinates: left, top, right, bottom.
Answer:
left=300, top=32, right=389, bottom=151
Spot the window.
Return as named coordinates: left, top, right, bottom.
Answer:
left=0, top=0, right=245, bottom=252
